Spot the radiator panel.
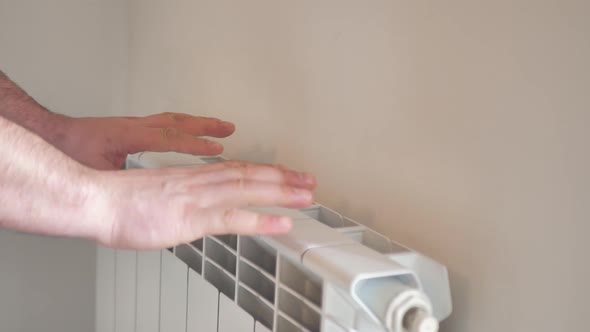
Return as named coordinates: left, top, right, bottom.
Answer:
left=219, top=294, right=255, bottom=332
left=187, top=268, right=218, bottom=332
left=115, top=250, right=136, bottom=332
left=96, top=246, right=115, bottom=332
left=135, top=250, right=160, bottom=332
left=160, top=250, right=188, bottom=332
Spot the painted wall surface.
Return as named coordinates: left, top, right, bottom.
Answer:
left=0, top=1, right=128, bottom=331
left=127, top=1, right=589, bottom=331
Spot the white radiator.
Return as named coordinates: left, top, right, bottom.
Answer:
left=96, top=152, right=452, bottom=332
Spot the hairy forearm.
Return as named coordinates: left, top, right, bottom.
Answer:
left=0, top=116, right=101, bottom=240
left=0, top=70, right=70, bottom=146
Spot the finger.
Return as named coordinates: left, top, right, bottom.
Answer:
left=190, top=208, right=293, bottom=238
left=195, top=180, right=314, bottom=209
left=127, top=127, right=224, bottom=155
left=138, top=113, right=235, bottom=138
left=195, top=161, right=316, bottom=187
left=186, top=161, right=316, bottom=189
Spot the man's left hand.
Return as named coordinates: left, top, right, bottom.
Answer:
left=53, top=112, right=235, bottom=170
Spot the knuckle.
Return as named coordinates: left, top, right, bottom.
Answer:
left=274, top=164, right=288, bottom=171
left=179, top=202, right=205, bottom=239
left=172, top=113, right=189, bottom=122
left=222, top=208, right=238, bottom=229
left=161, top=127, right=179, bottom=138
left=160, top=112, right=176, bottom=121
left=191, top=190, right=212, bottom=209
left=232, top=178, right=247, bottom=196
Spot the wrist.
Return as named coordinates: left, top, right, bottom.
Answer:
left=69, top=168, right=115, bottom=244
left=81, top=170, right=128, bottom=247
left=35, top=158, right=104, bottom=241
left=0, top=116, right=103, bottom=241
left=38, top=111, right=73, bottom=146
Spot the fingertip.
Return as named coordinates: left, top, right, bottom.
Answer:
left=199, top=140, right=223, bottom=155
left=221, top=121, right=235, bottom=132
left=211, top=121, right=235, bottom=138
left=302, top=173, right=317, bottom=188
left=291, top=187, right=314, bottom=206
left=211, top=141, right=224, bottom=152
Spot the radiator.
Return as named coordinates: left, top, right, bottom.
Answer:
left=96, top=152, right=452, bottom=332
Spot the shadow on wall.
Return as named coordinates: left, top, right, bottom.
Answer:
left=230, top=144, right=278, bottom=164
left=439, top=270, right=470, bottom=332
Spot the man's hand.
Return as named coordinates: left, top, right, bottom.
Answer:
left=1, top=71, right=235, bottom=170
left=96, top=161, right=315, bottom=249
left=58, top=113, right=235, bottom=170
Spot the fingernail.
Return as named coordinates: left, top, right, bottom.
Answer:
left=292, top=188, right=312, bottom=203
left=267, top=216, right=292, bottom=231
left=209, top=141, right=223, bottom=150
left=296, top=172, right=306, bottom=183
left=221, top=121, right=235, bottom=130
left=301, top=173, right=316, bottom=186
left=291, top=171, right=314, bottom=186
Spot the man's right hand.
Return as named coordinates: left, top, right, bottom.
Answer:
left=94, top=161, right=316, bottom=249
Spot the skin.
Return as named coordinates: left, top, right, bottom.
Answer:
left=0, top=70, right=316, bottom=249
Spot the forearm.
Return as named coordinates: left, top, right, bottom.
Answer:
left=0, top=116, right=101, bottom=240
left=0, top=70, right=70, bottom=146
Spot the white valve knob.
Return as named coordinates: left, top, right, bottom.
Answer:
left=403, top=308, right=439, bottom=332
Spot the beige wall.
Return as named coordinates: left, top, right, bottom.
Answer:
left=128, top=1, right=589, bottom=331
left=0, top=1, right=128, bottom=331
